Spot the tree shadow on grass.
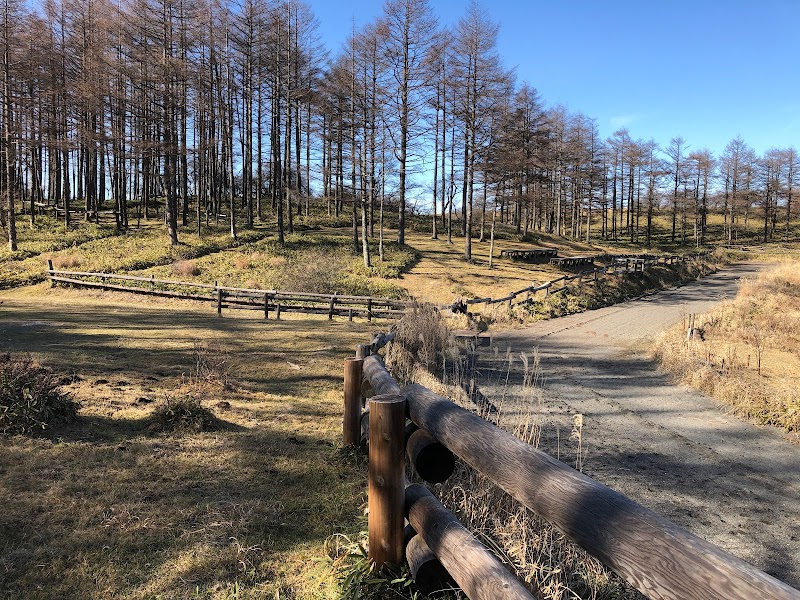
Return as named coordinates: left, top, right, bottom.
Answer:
left=1, top=411, right=366, bottom=600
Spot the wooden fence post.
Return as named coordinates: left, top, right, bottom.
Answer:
left=216, top=288, right=223, bottom=316
left=356, top=344, right=371, bottom=360
left=276, top=304, right=282, bottom=320
left=343, top=357, right=363, bottom=446
left=263, top=293, right=269, bottom=320
left=367, top=298, right=373, bottom=322
left=368, top=393, right=406, bottom=568
left=329, top=294, right=336, bottom=320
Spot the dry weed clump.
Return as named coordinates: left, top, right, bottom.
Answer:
left=172, top=259, right=201, bottom=277
left=189, top=341, right=235, bottom=392
left=0, top=354, right=77, bottom=435
left=654, top=261, right=800, bottom=435
left=50, top=253, right=82, bottom=269
left=146, top=394, right=220, bottom=433
left=273, top=247, right=350, bottom=293
left=384, top=304, right=451, bottom=385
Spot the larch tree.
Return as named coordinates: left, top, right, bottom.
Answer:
left=379, top=0, right=438, bottom=246
left=665, top=136, right=689, bottom=243
left=452, top=0, right=505, bottom=260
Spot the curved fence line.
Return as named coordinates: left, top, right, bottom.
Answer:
left=460, top=251, right=712, bottom=310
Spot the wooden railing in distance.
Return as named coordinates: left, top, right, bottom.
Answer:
left=461, top=251, right=711, bottom=310
left=46, top=263, right=409, bottom=321
left=349, top=348, right=800, bottom=600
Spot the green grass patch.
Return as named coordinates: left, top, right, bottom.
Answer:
left=0, top=221, right=271, bottom=290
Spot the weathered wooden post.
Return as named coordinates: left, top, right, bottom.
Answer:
left=329, top=294, right=336, bottom=320
left=356, top=344, right=371, bottom=360
left=263, top=293, right=269, bottom=320
left=343, top=357, right=364, bottom=446
left=367, top=298, right=373, bottom=322
left=368, top=393, right=406, bottom=568
left=216, top=288, right=223, bottom=316
left=275, top=304, right=282, bottom=320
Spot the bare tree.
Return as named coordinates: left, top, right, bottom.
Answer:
left=379, top=0, right=437, bottom=246
left=452, top=0, right=506, bottom=260
left=665, top=136, right=689, bottom=243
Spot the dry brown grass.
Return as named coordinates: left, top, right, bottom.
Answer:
left=0, top=290, right=379, bottom=599
left=51, top=253, right=83, bottom=269
left=398, top=230, right=622, bottom=305
left=654, top=261, right=800, bottom=436
left=172, top=259, right=201, bottom=277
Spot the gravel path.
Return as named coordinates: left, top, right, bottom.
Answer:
left=474, top=262, right=800, bottom=589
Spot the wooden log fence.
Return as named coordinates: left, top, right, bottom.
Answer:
left=461, top=251, right=712, bottom=311
left=499, top=248, right=558, bottom=262
left=345, top=336, right=800, bottom=600
left=46, top=264, right=410, bottom=321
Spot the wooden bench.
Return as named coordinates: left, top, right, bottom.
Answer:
left=500, top=248, right=558, bottom=262
left=550, top=256, right=595, bottom=269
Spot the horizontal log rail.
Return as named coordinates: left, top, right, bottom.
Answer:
left=47, top=264, right=411, bottom=321
left=348, top=339, right=800, bottom=600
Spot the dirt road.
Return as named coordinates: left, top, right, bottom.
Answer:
left=475, top=262, right=800, bottom=588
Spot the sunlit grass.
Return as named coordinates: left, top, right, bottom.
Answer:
left=0, top=292, right=377, bottom=598
left=654, top=260, right=800, bottom=436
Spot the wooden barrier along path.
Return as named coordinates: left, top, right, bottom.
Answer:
left=461, top=251, right=712, bottom=310
left=346, top=340, right=800, bottom=600
left=47, top=264, right=410, bottom=322
left=500, top=247, right=558, bottom=262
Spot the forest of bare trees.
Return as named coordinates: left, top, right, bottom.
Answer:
left=2, top=0, right=798, bottom=259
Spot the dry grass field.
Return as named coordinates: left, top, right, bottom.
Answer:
left=0, top=287, right=379, bottom=599
left=654, top=259, right=800, bottom=436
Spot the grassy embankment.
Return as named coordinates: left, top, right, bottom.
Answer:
left=654, top=258, right=800, bottom=437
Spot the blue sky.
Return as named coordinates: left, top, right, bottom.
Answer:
left=306, top=0, right=800, bottom=158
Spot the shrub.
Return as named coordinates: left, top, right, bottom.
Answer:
left=51, top=253, right=82, bottom=269
left=147, top=395, right=220, bottom=433
left=385, top=304, right=450, bottom=385
left=0, top=354, right=77, bottom=435
left=172, top=259, right=201, bottom=277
